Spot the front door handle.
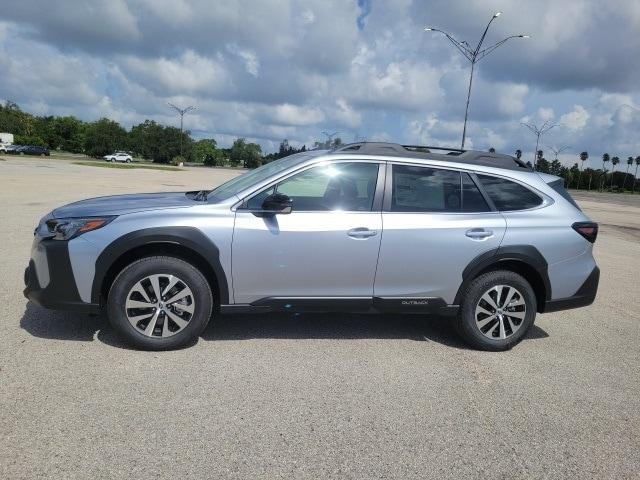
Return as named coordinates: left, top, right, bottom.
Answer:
left=465, top=228, right=493, bottom=240
left=347, top=227, right=378, bottom=239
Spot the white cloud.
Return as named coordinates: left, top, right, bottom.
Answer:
left=227, top=45, right=260, bottom=77
left=538, top=107, right=555, bottom=122
left=0, top=0, right=639, bottom=155
left=333, top=99, right=362, bottom=129
left=348, top=61, right=444, bottom=111
left=271, top=104, right=324, bottom=126
left=118, top=50, right=230, bottom=96
left=560, top=105, right=589, bottom=131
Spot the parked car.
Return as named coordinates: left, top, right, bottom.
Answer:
left=24, top=142, right=599, bottom=351
left=18, top=145, right=50, bottom=156
left=1, top=144, right=22, bottom=154
left=103, top=151, right=133, bottom=163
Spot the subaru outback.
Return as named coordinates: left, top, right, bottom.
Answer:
left=24, top=142, right=599, bottom=351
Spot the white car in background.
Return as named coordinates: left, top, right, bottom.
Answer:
left=103, top=151, right=133, bottom=163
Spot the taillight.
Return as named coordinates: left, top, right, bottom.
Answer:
left=572, top=222, right=598, bottom=243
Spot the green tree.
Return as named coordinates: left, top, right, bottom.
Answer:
left=549, top=158, right=563, bottom=176
left=535, top=150, right=550, bottom=173
left=230, top=138, right=262, bottom=168
left=622, top=156, right=634, bottom=190
left=577, top=151, right=588, bottom=189
left=229, top=138, right=247, bottom=167
left=128, top=120, right=192, bottom=163
left=610, top=156, right=620, bottom=190
left=54, top=116, right=86, bottom=152
left=84, top=118, right=127, bottom=158
left=194, top=139, right=225, bottom=166
left=600, top=153, right=610, bottom=191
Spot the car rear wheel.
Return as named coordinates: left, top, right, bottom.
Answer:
left=455, top=270, right=536, bottom=351
left=107, top=256, right=213, bottom=350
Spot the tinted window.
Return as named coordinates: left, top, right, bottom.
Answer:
left=248, top=162, right=379, bottom=212
left=548, top=179, right=581, bottom=211
left=462, top=173, right=490, bottom=212
left=391, top=165, right=461, bottom=212
left=477, top=174, right=542, bottom=211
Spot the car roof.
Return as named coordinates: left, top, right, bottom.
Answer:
left=327, top=142, right=531, bottom=172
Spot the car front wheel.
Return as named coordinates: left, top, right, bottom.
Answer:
left=455, top=270, right=536, bottom=351
left=107, top=256, right=213, bottom=350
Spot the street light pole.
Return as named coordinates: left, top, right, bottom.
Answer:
left=168, top=103, right=196, bottom=158
left=322, top=131, right=340, bottom=149
left=546, top=144, right=571, bottom=161
left=521, top=120, right=558, bottom=169
left=425, top=13, right=529, bottom=149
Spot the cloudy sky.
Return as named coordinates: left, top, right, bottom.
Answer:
left=1, top=0, right=639, bottom=166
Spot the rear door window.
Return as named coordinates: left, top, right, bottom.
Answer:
left=461, top=173, right=490, bottom=212
left=477, top=174, right=543, bottom=211
left=391, top=165, right=461, bottom=212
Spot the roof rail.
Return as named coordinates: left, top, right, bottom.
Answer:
left=402, top=144, right=465, bottom=154
left=331, top=142, right=531, bottom=172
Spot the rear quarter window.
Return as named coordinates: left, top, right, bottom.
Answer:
left=548, top=179, right=581, bottom=210
left=477, top=174, right=543, bottom=211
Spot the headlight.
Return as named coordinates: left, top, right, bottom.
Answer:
left=45, top=216, right=116, bottom=240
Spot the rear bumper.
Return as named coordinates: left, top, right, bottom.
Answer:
left=23, top=239, right=100, bottom=314
left=541, top=266, right=599, bottom=313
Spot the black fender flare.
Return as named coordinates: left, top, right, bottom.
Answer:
left=453, top=245, right=551, bottom=306
left=91, top=226, right=229, bottom=304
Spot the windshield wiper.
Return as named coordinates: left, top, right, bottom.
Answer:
left=192, top=190, right=209, bottom=201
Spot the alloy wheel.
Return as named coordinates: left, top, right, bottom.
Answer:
left=125, top=274, right=195, bottom=338
left=474, top=285, right=526, bottom=340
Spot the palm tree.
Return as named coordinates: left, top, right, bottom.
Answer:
left=610, top=156, right=620, bottom=190
left=600, top=153, right=610, bottom=191
left=634, top=156, right=640, bottom=194
left=622, top=157, right=633, bottom=190
left=578, top=151, right=588, bottom=189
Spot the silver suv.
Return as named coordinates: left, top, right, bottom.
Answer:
left=24, top=143, right=599, bottom=351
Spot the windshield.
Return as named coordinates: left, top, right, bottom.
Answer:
left=207, top=152, right=321, bottom=202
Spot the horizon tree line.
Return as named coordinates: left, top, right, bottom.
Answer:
left=508, top=147, right=640, bottom=193
left=2, top=101, right=640, bottom=191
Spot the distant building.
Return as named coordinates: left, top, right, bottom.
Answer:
left=0, top=133, right=14, bottom=145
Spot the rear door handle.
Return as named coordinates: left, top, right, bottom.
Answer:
left=347, top=227, right=378, bottom=239
left=465, top=228, right=493, bottom=240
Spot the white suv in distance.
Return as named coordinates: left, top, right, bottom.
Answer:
left=103, top=151, right=133, bottom=163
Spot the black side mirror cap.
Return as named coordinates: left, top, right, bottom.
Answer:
left=261, top=193, right=293, bottom=214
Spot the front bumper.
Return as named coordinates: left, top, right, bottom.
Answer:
left=541, top=266, right=600, bottom=313
left=23, top=238, right=100, bottom=313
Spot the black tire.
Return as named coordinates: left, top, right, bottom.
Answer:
left=455, top=270, right=536, bottom=351
left=107, top=256, right=213, bottom=350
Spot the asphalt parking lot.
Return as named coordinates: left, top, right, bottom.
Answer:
left=1, top=157, right=638, bottom=479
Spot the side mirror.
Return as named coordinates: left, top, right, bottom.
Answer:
left=261, top=193, right=293, bottom=215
